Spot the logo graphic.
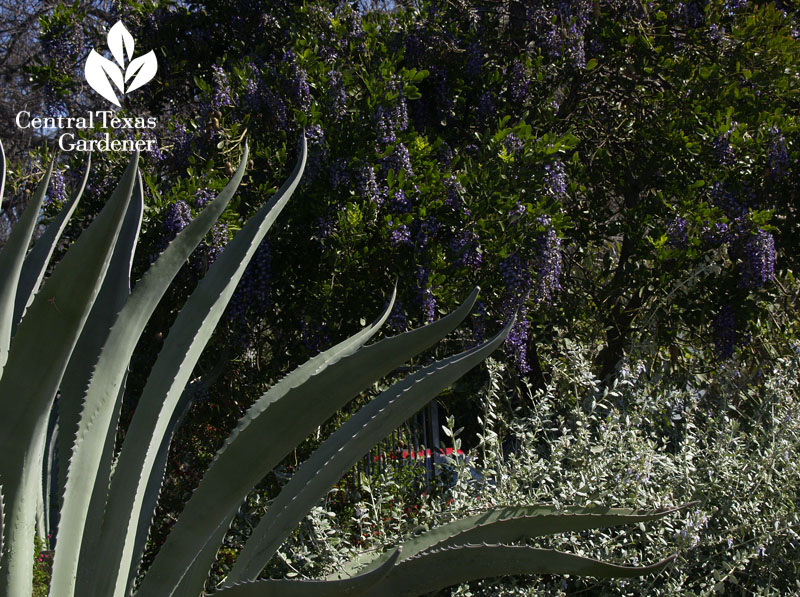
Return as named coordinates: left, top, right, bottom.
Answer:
left=85, top=21, right=157, bottom=107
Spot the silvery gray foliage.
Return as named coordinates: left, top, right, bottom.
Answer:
left=315, top=344, right=799, bottom=595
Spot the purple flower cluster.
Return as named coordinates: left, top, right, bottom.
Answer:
left=48, top=169, right=67, bottom=205
left=712, top=131, right=736, bottom=167
left=713, top=304, right=736, bottom=359
left=195, top=222, right=229, bottom=273
left=509, top=202, right=527, bottom=220
left=329, top=159, right=349, bottom=188
left=471, top=301, right=487, bottom=344
left=449, top=229, right=482, bottom=269
left=305, top=125, right=328, bottom=181
left=767, top=127, right=790, bottom=180
left=243, top=62, right=266, bottom=112
left=533, top=216, right=563, bottom=304
left=710, top=182, right=747, bottom=218
left=544, top=160, right=567, bottom=198
left=667, top=216, right=689, bottom=248
left=505, top=307, right=532, bottom=374
left=388, top=221, right=412, bottom=247
left=443, top=175, right=465, bottom=211
left=414, top=216, right=441, bottom=249
left=385, top=143, right=414, bottom=178
left=163, top=200, right=193, bottom=239
left=507, top=60, right=530, bottom=103
left=415, top=266, right=437, bottom=324
left=194, top=188, right=215, bottom=209
left=504, top=134, right=524, bottom=156
left=327, top=70, right=347, bottom=121
left=725, top=0, right=749, bottom=13
left=375, top=106, right=397, bottom=145
left=477, top=91, right=496, bottom=124
left=228, top=241, right=272, bottom=331
left=738, top=228, right=776, bottom=288
left=702, top=221, right=730, bottom=247
left=499, top=253, right=532, bottom=303
left=211, top=65, right=234, bottom=109
left=357, top=165, right=383, bottom=207
left=386, top=301, right=408, bottom=332
left=390, top=189, right=411, bottom=213
left=315, top=212, right=338, bottom=246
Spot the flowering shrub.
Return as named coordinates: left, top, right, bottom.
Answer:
left=11, top=1, right=800, bottom=591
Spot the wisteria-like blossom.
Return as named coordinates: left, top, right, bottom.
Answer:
left=388, top=221, right=412, bottom=247
left=443, top=175, right=464, bottom=211
left=533, top=216, right=563, bottom=304
left=508, top=60, right=530, bottom=103
left=667, top=216, right=688, bottom=248
left=712, top=131, right=736, bottom=167
left=327, top=70, right=347, bottom=121
left=385, top=143, right=414, bottom=178
left=227, top=240, right=272, bottom=331
left=702, top=221, right=730, bottom=247
left=390, top=189, right=411, bottom=213
left=48, top=169, right=67, bottom=205
left=713, top=304, right=736, bottom=359
left=710, top=182, right=747, bottom=218
left=211, top=64, right=234, bottom=109
left=544, top=160, right=567, bottom=198
left=357, top=164, right=383, bottom=206
left=375, top=106, right=397, bottom=145
left=449, top=229, right=482, bottom=269
left=767, top=126, right=790, bottom=180
left=194, top=187, right=215, bottom=209
left=163, top=200, right=193, bottom=239
left=738, top=228, right=776, bottom=288
left=505, top=306, right=531, bottom=374
left=329, top=158, right=349, bottom=187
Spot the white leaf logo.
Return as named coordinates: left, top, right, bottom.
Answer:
left=85, top=21, right=157, bottom=106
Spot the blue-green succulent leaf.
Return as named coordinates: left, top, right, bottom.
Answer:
left=0, top=158, right=54, bottom=375
left=0, top=152, right=137, bottom=597
left=90, top=138, right=306, bottom=597
left=337, top=504, right=687, bottom=578
left=363, top=544, right=676, bottom=596
left=215, top=549, right=400, bottom=597
left=53, top=145, right=250, bottom=597
left=13, top=155, right=91, bottom=334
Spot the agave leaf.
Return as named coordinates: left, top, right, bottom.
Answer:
left=139, top=288, right=480, bottom=597
left=56, top=167, right=139, bottom=510
left=336, top=504, right=687, bottom=578
left=0, top=152, right=137, bottom=597
left=122, top=375, right=210, bottom=596
left=89, top=138, right=306, bottom=597
left=363, top=544, right=676, bottom=597
left=0, top=158, right=54, bottom=375
left=51, top=145, right=250, bottom=597
left=12, top=155, right=91, bottom=335
left=67, top=173, right=143, bottom=597
left=224, top=319, right=514, bottom=585
left=42, top=411, right=59, bottom=541
left=0, top=485, right=4, bottom=559
left=215, top=549, right=401, bottom=597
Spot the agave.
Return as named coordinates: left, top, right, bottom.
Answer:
left=0, top=137, right=683, bottom=596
